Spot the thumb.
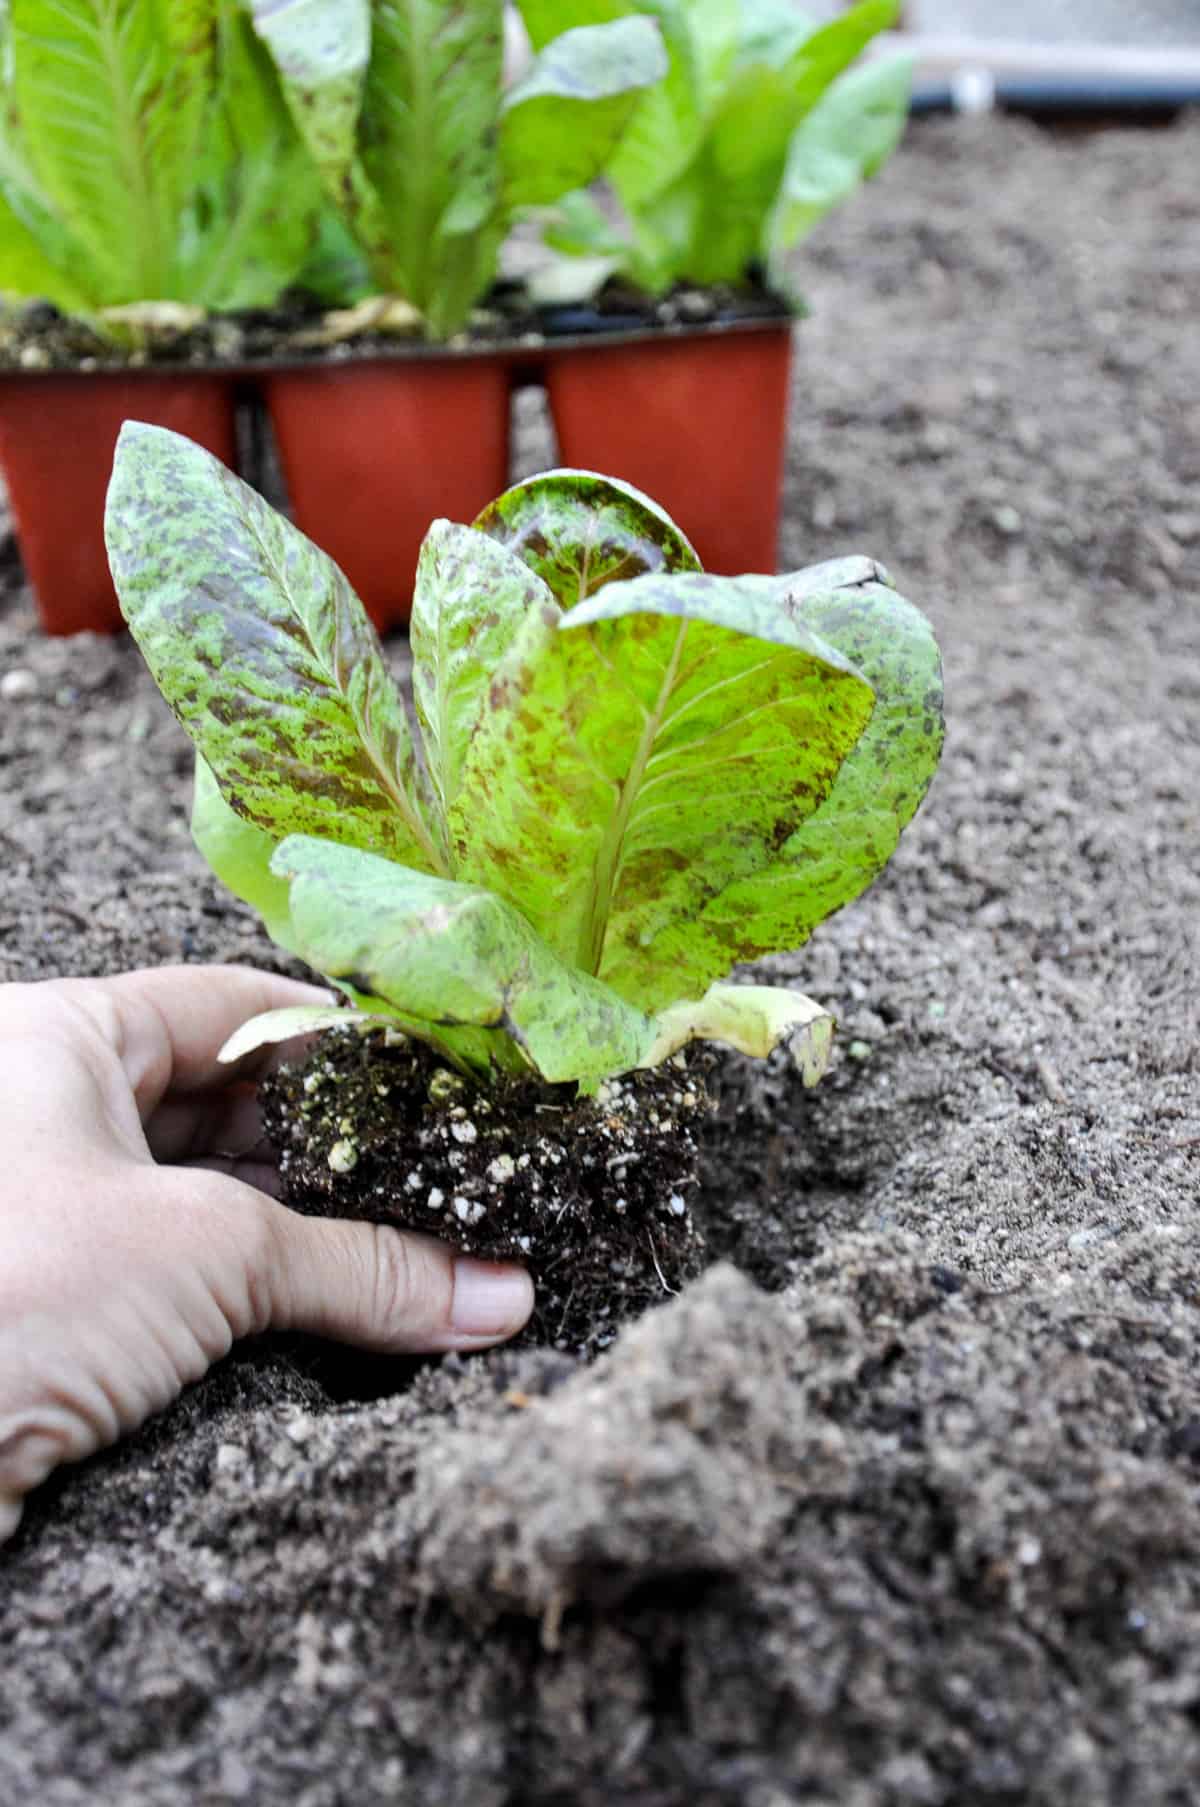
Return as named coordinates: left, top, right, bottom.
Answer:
left=263, top=1207, right=535, bottom=1353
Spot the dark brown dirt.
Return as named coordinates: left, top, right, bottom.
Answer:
left=0, top=278, right=785, bottom=371
left=2, top=114, right=1199, bottom=1804
left=260, top=1028, right=711, bottom=1356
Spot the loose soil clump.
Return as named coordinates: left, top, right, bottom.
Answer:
left=261, top=1028, right=712, bottom=1354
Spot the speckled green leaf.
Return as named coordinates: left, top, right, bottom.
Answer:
left=691, top=560, right=944, bottom=953
left=272, top=836, right=657, bottom=1084
left=190, top=755, right=297, bottom=952
left=645, top=981, right=833, bottom=1084
left=106, top=422, right=445, bottom=875
left=410, top=521, right=560, bottom=827
left=473, top=467, right=700, bottom=609
left=500, top=17, right=667, bottom=211
left=233, top=996, right=509, bottom=1088
left=218, top=1004, right=373, bottom=1066
left=453, top=565, right=875, bottom=1003
left=247, top=0, right=370, bottom=193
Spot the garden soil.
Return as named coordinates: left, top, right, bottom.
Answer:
left=1, top=115, right=1198, bottom=1805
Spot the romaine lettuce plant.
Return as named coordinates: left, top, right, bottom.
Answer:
left=105, top=424, right=942, bottom=1093
left=245, top=0, right=668, bottom=339
left=0, top=0, right=322, bottom=317
left=535, top=0, right=911, bottom=299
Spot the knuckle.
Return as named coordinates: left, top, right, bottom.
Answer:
left=187, top=1176, right=284, bottom=1338
left=365, top=1228, right=453, bottom=1342
left=366, top=1226, right=420, bottom=1330
left=235, top=1200, right=287, bottom=1336
left=1, top=980, right=116, bottom=1063
left=56, top=981, right=125, bottom=1054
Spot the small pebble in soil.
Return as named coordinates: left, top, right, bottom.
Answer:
left=1, top=668, right=38, bottom=701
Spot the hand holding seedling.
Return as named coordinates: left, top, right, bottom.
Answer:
left=98, top=438, right=941, bottom=1359
left=0, top=964, right=534, bottom=1545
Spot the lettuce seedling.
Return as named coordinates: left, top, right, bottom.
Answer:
left=535, top=0, right=911, bottom=299
left=105, top=425, right=942, bottom=1093
left=0, top=1, right=323, bottom=318
left=244, top=0, right=668, bottom=339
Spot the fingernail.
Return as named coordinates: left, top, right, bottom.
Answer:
left=450, top=1259, right=534, bottom=1338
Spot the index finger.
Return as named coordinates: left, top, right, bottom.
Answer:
left=84, top=964, right=332, bottom=1116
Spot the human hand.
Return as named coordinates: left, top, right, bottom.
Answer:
left=0, top=964, right=534, bottom=1544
